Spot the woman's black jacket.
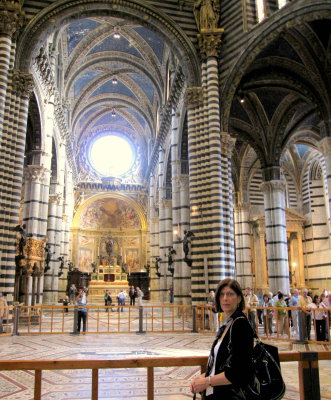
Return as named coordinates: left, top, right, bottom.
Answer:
left=206, top=310, right=254, bottom=397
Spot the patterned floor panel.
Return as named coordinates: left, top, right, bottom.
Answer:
left=0, top=331, right=330, bottom=399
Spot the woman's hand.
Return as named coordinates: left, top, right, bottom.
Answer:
left=190, top=373, right=209, bottom=394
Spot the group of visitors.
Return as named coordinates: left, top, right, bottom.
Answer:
left=103, top=286, right=144, bottom=312
left=0, top=292, right=8, bottom=334
left=205, top=285, right=330, bottom=342
left=246, top=287, right=330, bottom=341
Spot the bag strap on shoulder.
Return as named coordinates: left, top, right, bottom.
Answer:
left=227, top=316, right=259, bottom=351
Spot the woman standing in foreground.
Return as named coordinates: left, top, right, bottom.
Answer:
left=190, top=279, right=254, bottom=399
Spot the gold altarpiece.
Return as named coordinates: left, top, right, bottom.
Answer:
left=71, top=194, right=147, bottom=303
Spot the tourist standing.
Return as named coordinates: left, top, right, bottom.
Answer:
left=129, top=286, right=137, bottom=306
left=244, top=287, right=259, bottom=333
left=298, top=288, right=312, bottom=340
left=117, top=290, right=126, bottom=312
left=275, top=293, right=289, bottom=337
left=289, top=288, right=300, bottom=335
left=310, top=295, right=326, bottom=341
left=190, top=279, right=254, bottom=399
left=262, top=293, right=273, bottom=335
left=76, top=289, right=87, bottom=333
left=137, top=287, right=144, bottom=306
left=69, top=284, right=77, bottom=304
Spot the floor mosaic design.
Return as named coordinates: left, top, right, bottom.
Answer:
left=0, top=323, right=330, bottom=399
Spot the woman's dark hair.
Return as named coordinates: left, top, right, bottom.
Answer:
left=214, top=278, right=245, bottom=313
left=313, top=295, right=319, bottom=304
left=278, top=292, right=284, bottom=300
left=263, top=294, right=269, bottom=301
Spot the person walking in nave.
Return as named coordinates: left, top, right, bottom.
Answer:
left=76, top=289, right=88, bottom=334
left=320, top=293, right=330, bottom=341
left=310, top=295, right=326, bottom=341
left=137, top=287, right=144, bottom=306
left=117, top=290, right=126, bottom=312
left=298, top=288, right=312, bottom=340
left=289, top=288, right=300, bottom=337
left=256, top=289, right=264, bottom=325
left=262, top=293, right=273, bottom=335
left=69, top=284, right=77, bottom=304
left=208, top=290, right=219, bottom=332
left=275, top=293, right=289, bottom=338
left=244, top=287, right=259, bottom=333
left=129, top=286, right=137, bottom=306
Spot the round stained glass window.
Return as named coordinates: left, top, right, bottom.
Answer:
left=89, top=134, right=135, bottom=177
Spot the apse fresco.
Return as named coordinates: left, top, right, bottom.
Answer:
left=78, top=246, right=93, bottom=272
left=79, top=198, right=141, bottom=229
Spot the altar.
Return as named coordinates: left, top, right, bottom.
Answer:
left=88, top=264, right=129, bottom=304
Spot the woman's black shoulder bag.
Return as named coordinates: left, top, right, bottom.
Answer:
left=228, top=317, right=286, bottom=400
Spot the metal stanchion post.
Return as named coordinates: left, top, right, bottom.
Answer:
left=192, top=305, right=197, bottom=333
left=12, top=305, right=20, bottom=336
left=136, top=306, right=146, bottom=334
left=70, top=305, right=79, bottom=335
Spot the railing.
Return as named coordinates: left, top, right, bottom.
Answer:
left=196, top=305, right=331, bottom=343
left=1, top=304, right=330, bottom=343
left=0, top=304, right=193, bottom=335
left=0, top=352, right=330, bottom=400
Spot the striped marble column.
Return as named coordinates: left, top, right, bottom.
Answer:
left=234, top=202, right=252, bottom=288
left=60, top=170, right=74, bottom=297
left=148, top=174, right=159, bottom=300
left=0, top=1, right=24, bottom=137
left=43, top=193, right=62, bottom=304
left=157, top=147, right=167, bottom=301
left=260, top=180, right=290, bottom=294
left=174, top=175, right=191, bottom=304
left=163, top=199, right=173, bottom=299
left=187, top=30, right=230, bottom=303
left=317, top=137, right=331, bottom=241
left=0, top=70, right=34, bottom=299
left=23, top=166, right=51, bottom=238
left=184, top=86, right=204, bottom=303
left=220, top=133, right=236, bottom=275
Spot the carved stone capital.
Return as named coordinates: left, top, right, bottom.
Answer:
left=24, top=165, right=50, bottom=184
left=317, top=137, right=331, bottom=157
left=0, top=1, right=25, bottom=37
left=221, top=132, right=236, bottom=156
left=184, top=87, right=203, bottom=108
left=260, top=180, right=286, bottom=193
left=179, top=175, right=189, bottom=189
left=198, top=30, right=224, bottom=59
left=11, top=70, right=34, bottom=98
left=49, top=193, right=62, bottom=205
left=161, top=199, right=172, bottom=209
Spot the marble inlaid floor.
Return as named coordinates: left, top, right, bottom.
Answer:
left=0, top=331, right=330, bottom=400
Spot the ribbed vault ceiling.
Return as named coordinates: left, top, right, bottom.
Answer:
left=56, top=16, right=170, bottom=182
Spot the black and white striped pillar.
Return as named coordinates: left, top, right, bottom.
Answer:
left=260, top=179, right=290, bottom=294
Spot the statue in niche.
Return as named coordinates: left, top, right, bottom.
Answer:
left=105, top=237, right=114, bottom=257
left=193, top=0, right=220, bottom=32
left=155, top=257, right=162, bottom=278
left=181, top=230, right=195, bottom=257
left=44, top=243, right=52, bottom=272
left=14, top=224, right=27, bottom=256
